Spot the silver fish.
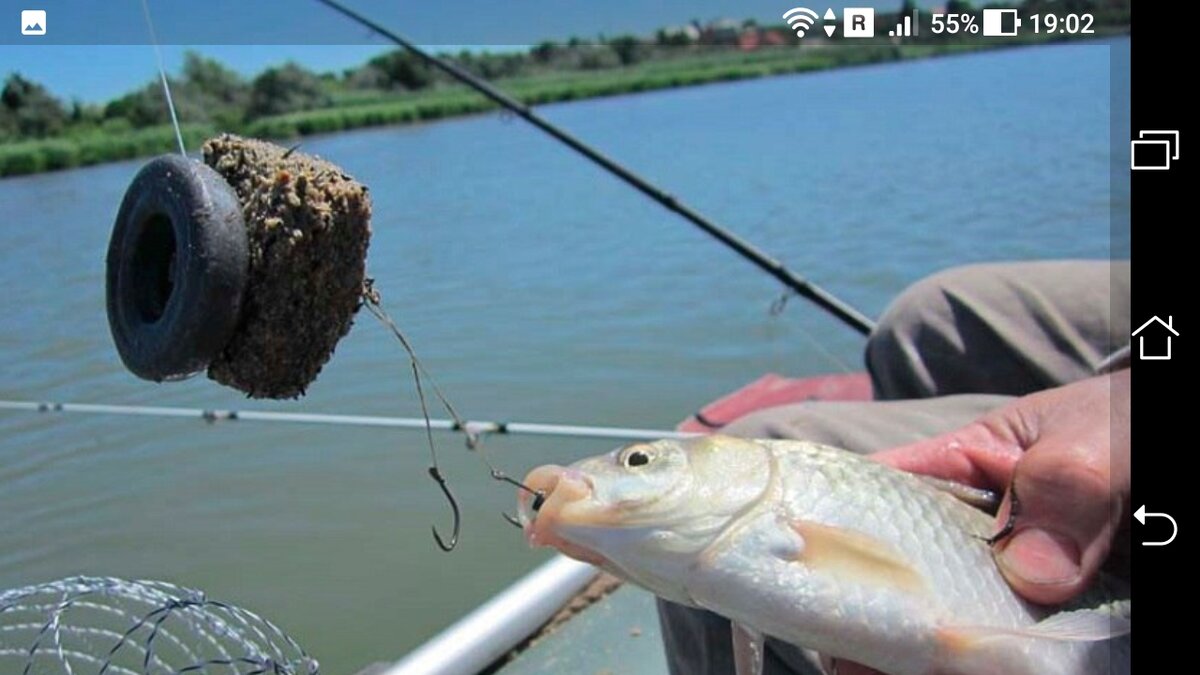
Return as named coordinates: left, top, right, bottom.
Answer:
left=519, top=435, right=1130, bottom=675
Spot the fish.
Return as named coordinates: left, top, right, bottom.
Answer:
left=517, top=435, right=1130, bottom=675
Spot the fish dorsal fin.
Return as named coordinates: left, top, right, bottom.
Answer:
left=917, top=475, right=1000, bottom=513
left=940, top=602, right=1131, bottom=650
left=789, top=519, right=925, bottom=593
left=731, top=622, right=764, bottom=675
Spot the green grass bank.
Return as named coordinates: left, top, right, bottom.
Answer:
left=0, top=34, right=1125, bottom=179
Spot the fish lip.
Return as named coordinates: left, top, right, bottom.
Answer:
left=518, top=465, right=608, bottom=565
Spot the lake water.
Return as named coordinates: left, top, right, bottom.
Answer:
left=0, top=40, right=1129, bottom=673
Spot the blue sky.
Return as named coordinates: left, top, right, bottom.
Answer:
left=0, top=0, right=910, bottom=103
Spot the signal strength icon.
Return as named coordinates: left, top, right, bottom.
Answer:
left=888, top=9, right=919, bottom=37
left=782, top=7, right=820, bottom=37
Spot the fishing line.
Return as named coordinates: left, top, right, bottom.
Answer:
left=138, top=0, right=186, bottom=156
left=770, top=290, right=856, bottom=374
left=361, top=284, right=465, bottom=551
left=312, top=0, right=877, bottom=338
left=362, top=282, right=551, bottom=550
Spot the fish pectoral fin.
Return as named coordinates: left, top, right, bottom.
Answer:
left=916, top=475, right=1000, bottom=513
left=731, top=622, right=765, bottom=675
left=939, top=604, right=1131, bottom=652
left=789, top=519, right=925, bottom=593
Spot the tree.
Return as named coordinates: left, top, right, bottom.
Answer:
left=70, top=98, right=102, bottom=125
left=98, top=53, right=246, bottom=129
left=1, top=73, right=69, bottom=138
left=182, top=52, right=241, bottom=102
left=608, top=35, right=646, bottom=66
left=656, top=27, right=695, bottom=47
left=182, top=52, right=248, bottom=107
left=578, top=46, right=621, bottom=70
left=531, top=41, right=560, bottom=65
left=181, top=52, right=249, bottom=127
left=367, top=50, right=434, bottom=90
left=103, top=81, right=175, bottom=127
left=344, top=64, right=389, bottom=90
left=247, top=63, right=330, bottom=119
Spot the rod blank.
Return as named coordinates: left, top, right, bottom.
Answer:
left=313, top=0, right=876, bottom=337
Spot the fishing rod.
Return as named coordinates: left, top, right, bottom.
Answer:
left=0, top=399, right=697, bottom=443
left=313, top=0, right=877, bottom=337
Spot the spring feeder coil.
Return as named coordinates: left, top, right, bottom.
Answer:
left=106, top=135, right=372, bottom=399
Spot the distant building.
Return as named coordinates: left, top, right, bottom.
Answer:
left=738, top=29, right=761, bottom=51
left=762, top=29, right=787, bottom=46
left=705, top=19, right=742, bottom=45
left=660, top=24, right=701, bottom=43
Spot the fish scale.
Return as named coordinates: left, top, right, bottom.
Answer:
left=521, top=435, right=1130, bottom=675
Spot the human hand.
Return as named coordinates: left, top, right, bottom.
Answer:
left=831, top=370, right=1130, bottom=675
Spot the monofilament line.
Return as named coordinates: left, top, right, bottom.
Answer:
left=362, top=283, right=468, bottom=551
left=362, top=282, right=549, bottom=549
left=139, top=0, right=186, bottom=156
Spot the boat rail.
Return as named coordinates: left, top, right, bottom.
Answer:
left=380, top=555, right=598, bottom=675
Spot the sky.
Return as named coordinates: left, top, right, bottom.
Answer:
left=0, top=0, right=914, bottom=103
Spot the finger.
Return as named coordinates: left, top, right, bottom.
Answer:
left=993, top=440, right=1121, bottom=605
left=869, top=420, right=1022, bottom=491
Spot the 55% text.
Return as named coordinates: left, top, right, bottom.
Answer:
left=931, top=13, right=980, bottom=34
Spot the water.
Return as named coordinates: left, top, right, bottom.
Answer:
left=0, top=41, right=1127, bottom=673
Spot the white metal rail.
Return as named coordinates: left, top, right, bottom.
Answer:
left=0, top=399, right=699, bottom=442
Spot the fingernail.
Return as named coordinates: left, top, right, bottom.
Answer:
left=997, top=528, right=1081, bottom=586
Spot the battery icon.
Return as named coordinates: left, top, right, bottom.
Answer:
left=982, top=9, right=1021, bottom=36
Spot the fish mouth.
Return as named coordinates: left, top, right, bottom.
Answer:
left=518, top=465, right=608, bottom=566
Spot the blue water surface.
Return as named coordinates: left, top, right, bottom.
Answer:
left=0, top=39, right=1128, bottom=674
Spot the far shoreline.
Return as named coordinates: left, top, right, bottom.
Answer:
left=0, top=32, right=1127, bottom=180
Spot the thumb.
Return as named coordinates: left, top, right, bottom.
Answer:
left=993, top=440, right=1120, bottom=605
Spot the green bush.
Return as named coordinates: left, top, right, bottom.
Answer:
left=0, top=123, right=216, bottom=177
left=4, top=37, right=1099, bottom=178
left=0, top=143, right=44, bottom=176
left=39, top=138, right=78, bottom=170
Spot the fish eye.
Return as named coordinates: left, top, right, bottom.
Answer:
left=622, top=448, right=652, bottom=468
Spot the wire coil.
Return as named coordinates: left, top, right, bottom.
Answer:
left=0, top=577, right=317, bottom=675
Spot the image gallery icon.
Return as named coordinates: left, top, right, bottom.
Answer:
left=21, top=9, right=46, bottom=36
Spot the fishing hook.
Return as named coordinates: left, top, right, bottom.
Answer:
left=428, top=466, right=461, bottom=552
left=491, top=469, right=545, bottom=509
left=985, top=481, right=1021, bottom=546
left=491, top=469, right=545, bottom=528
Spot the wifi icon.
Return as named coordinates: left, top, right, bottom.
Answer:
left=782, top=7, right=820, bottom=37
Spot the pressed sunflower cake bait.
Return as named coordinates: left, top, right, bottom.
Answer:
left=202, top=134, right=372, bottom=399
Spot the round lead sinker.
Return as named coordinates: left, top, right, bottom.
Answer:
left=105, top=155, right=249, bottom=383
